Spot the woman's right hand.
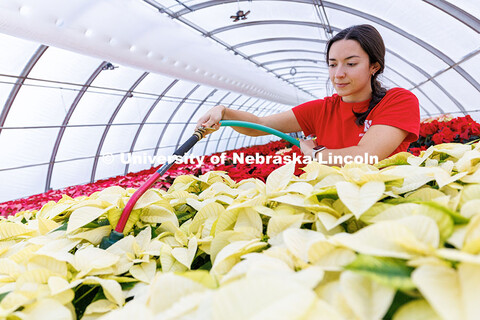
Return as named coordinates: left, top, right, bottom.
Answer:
left=196, top=105, right=226, bottom=132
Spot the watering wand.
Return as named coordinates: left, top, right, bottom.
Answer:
left=100, top=120, right=299, bottom=249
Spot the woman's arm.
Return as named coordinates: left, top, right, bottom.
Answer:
left=301, top=124, right=408, bottom=165
left=196, top=105, right=302, bottom=136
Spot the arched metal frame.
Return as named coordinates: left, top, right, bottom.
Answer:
left=90, top=72, right=149, bottom=183
left=270, top=65, right=326, bottom=73
left=0, top=45, right=48, bottom=135
left=232, top=37, right=328, bottom=49
left=45, top=61, right=108, bottom=191
left=123, top=79, right=179, bottom=175
left=259, top=58, right=326, bottom=67
left=280, top=73, right=329, bottom=79
left=249, top=49, right=326, bottom=59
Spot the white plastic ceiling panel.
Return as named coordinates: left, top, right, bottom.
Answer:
left=50, top=158, right=94, bottom=191
left=411, top=89, right=438, bottom=115
left=385, top=54, right=428, bottom=84
left=420, top=81, right=464, bottom=114
left=93, top=153, right=126, bottom=182
left=434, top=70, right=479, bottom=113
left=56, top=126, right=105, bottom=161
left=216, top=25, right=327, bottom=45
left=4, top=83, right=75, bottom=127
left=0, top=165, right=48, bottom=202
left=461, top=56, right=480, bottom=84
left=0, top=127, right=57, bottom=168
left=0, top=34, right=38, bottom=75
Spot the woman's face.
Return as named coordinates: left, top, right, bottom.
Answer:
left=328, top=39, right=378, bottom=103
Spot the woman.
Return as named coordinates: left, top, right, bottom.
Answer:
left=196, top=24, right=420, bottom=165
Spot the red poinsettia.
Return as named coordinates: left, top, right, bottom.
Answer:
left=0, top=140, right=302, bottom=217
left=409, top=115, right=480, bottom=153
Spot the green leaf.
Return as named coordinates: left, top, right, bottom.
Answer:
left=73, top=284, right=100, bottom=320
left=314, top=187, right=338, bottom=201
left=83, top=218, right=110, bottom=228
left=50, top=221, right=68, bottom=233
left=383, top=291, right=417, bottom=320
left=345, top=254, right=415, bottom=290
left=0, top=291, right=10, bottom=304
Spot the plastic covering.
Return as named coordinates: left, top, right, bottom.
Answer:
left=0, top=0, right=478, bottom=201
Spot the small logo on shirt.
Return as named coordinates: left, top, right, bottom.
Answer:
left=359, top=120, right=372, bottom=137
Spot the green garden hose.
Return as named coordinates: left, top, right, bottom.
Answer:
left=219, top=120, right=300, bottom=147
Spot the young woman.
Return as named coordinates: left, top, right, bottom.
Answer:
left=196, top=24, right=420, bottom=165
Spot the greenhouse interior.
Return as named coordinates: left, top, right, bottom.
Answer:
left=0, top=0, right=479, bottom=319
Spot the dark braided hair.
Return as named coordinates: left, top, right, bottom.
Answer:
left=326, top=25, right=387, bottom=126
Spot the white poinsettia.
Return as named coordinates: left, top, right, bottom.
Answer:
left=211, top=239, right=268, bottom=276
left=66, top=204, right=114, bottom=234
left=83, top=276, right=125, bottom=306
left=262, top=161, right=293, bottom=194
left=11, top=298, right=74, bottom=320
left=299, top=160, right=339, bottom=182
left=340, top=271, right=395, bottom=320
left=129, top=260, right=157, bottom=284
left=73, top=245, right=120, bottom=278
left=412, top=263, right=480, bottom=320
left=336, top=181, right=385, bottom=219
left=333, top=215, right=439, bottom=259
left=145, top=272, right=209, bottom=315
left=393, top=299, right=441, bottom=320
left=68, top=225, right=112, bottom=245
left=0, top=221, right=35, bottom=241
left=211, top=274, right=318, bottom=320
left=266, top=213, right=304, bottom=243
left=105, top=227, right=162, bottom=275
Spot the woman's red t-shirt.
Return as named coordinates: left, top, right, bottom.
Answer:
left=292, top=87, right=420, bottom=156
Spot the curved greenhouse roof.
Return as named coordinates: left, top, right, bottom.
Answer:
left=0, top=0, right=479, bottom=202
